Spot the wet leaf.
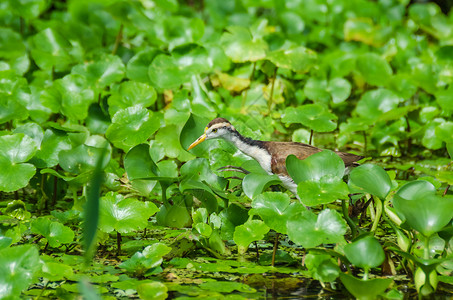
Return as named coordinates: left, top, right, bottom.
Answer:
left=349, top=164, right=392, bottom=200
left=233, top=220, right=269, bottom=254
left=344, top=235, right=385, bottom=270
left=31, top=217, right=75, bottom=247
left=221, top=26, right=267, bottom=63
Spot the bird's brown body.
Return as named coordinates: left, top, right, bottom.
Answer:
left=188, top=117, right=364, bottom=196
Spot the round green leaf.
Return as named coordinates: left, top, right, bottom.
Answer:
left=344, top=235, right=385, bottom=269
left=8, top=0, right=47, bottom=19
left=0, top=245, right=40, bottom=299
left=340, top=273, right=393, bottom=300
left=72, top=54, right=125, bottom=89
left=0, top=28, right=26, bottom=59
left=29, top=27, right=78, bottom=72
left=181, top=113, right=211, bottom=158
left=106, top=106, right=161, bottom=151
left=124, top=144, right=159, bottom=180
left=126, top=48, right=163, bottom=82
left=59, top=144, right=110, bottom=175
left=287, top=209, right=347, bottom=248
left=297, top=180, right=349, bottom=206
left=233, top=219, right=269, bottom=254
left=242, top=173, right=281, bottom=200
left=436, top=85, right=453, bottom=112
left=220, top=26, right=267, bottom=63
left=393, top=181, right=453, bottom=237
left=99, top=192, right=158, bottom=234
left=0, top=159, right=35, bottom=192
left=252, top=192, right=305, bottom=234
left=137, top=282, right=168, bottom=300
left=31, top=129, right=72, bottom=168
left=162, top=16, right=205, bottom=49
left=349, top=164, right=392, bottom=200
left=108, top=81, right=157, bottom=116
left=267, top=46, right=317, bottom=72
left=356, top=52, right=393, bottom=86
left=282, top=104, right=337, bottom=132
left=305, top=254, right=340, bottom=283
left=31, top=217, right=75, bottom=247
left=355, top=89, right=400, bottom=121
left=304, top=78, right=330, bottom=103
left=328, top=77, right=352, bottom=104
left=0, top=133, right=37, bottom=163
left=287, top=150, right=345, bottom=184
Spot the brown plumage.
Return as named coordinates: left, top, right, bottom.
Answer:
left=188, top=117, right=364, bottom=195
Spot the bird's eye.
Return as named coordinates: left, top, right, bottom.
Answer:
left=212, top=128, right=218, bottom=133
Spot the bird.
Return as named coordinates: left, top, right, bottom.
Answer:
left=188, top=117, right=364, bottom=197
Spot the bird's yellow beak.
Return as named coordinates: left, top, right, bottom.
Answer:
left=188, top=127, right=208, bottom=150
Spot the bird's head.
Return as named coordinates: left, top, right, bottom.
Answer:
left=188, top=118, right=236, bottom=150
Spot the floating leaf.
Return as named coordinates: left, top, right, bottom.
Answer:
left=99, top=192, right=158, bottom=234
left=31, top=217, right=75, bottom=247
left=355, top=89, right=400, bottom=121
left=0, top=245, right=40, bottom=299
left=344, top=235, right=385, bottom=270
left=119, top=243, right=171, bottom=277
left=106, top=105, right=161, bottom=151
left=108, top=81, right=157, bottom=116
left=0, top=134, right=37, bottom=192
left=137, top=281, right=168, bottom=300
left=287, top=151, right=349, bottom=206
left=233, top=220, right=269, bottom=254
left=287, top=209, right=347, bottom=248
left=252, top=192, right=305, bottom=234
left=393, top=181, right=453, bottom=237
left=340, top=273, right=393, bottom=300
left=242, top=173, right=281, bottom=200
left=220, top=26, right=267, bottom=63
left=282, top=104, right=337, bottom=132
left=267, top=46, right=317, bottom=73
left=356, top=52, right=393, bottom=86
left=349, top=164, right=392, bottom=200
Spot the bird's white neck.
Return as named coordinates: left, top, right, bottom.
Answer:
left=228, top=133, right=273, bottom=174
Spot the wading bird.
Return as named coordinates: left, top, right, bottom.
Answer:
left=188, top=118, right=363, bottom=197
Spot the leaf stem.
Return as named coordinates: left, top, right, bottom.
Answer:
left=116, top=231, right=122, bottom=256
left=112, top=23, right=124, bottom=55
left=309, top=130, right=314, bottom=145
left=370, top=196, right=382, bottom=233
left=443, top=185, right=450, bottom=196
left=423, top=235, right=430, bottom=260
left=342, top=198, right=358, bottom=238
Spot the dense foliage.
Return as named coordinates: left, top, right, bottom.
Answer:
left=0, top=0, right=452, bottom=298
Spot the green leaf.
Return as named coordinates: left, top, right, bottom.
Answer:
left=282, top=104, right=337, bottom=132
left=126, top=48, right=163, bottom=82
left=124, top=144, right=159, bottom=180
left=349, top=164, right=392, bottom=200
left=162, top=16, right=205, bottom=49
left=31, top=128, right=72, bottom=168
left=328, top=78, right=352, bottom=104
left=344, top=235, right=385, bottom=270
left=137, top=282, right=168, bottom=300
left=287, top=151, right=349, bottom=206
left=8, top=0, right=47, bottom=19
left=72, top=54, right=125, bottom=89
left=267, top=46, right=317, bottom=72
left=393, top=181, right=453, bottom=237
left=119, top=243, right=171, bottom=276
left=242, top=173, right=282, bottom=200
left=339, top=273, right=393, bottom=300
left=355, top=89, right=400, bottom=121
left=0, top=28, right=26, bottom=59
left=287, top=209, right=347, bottom=248
left=106, top=106, right=161, bottom=151
left=31, top=217, right=75, bottom=247
left=29, top=27, right=79, bottom=72
left=181, top=113, right=211, bottom=158
left=41, top=74, right=95, bottom=120
left=305, top=253, right=340, bottom=283
left=199, top=281, right=256, bottom=293
left=233, top=220, right=269, bottom=254
left=252, top=192, right=306, bottom=234
left=99, top=192, right=158, bottom=234
left=59, top=144, right=110, bottom=175
left=0, top=245, right=40, bottom=299
left=0, top=133, right=37, bottom=192
left=220, top=26, right=267, bottom=63
left=40, top=261, right=74, bottom=282
left=356, top=53, right=393, bottom=86
left=108, top=81, right=157, bottom=116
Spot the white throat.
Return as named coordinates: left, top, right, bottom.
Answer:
left=228, top=134, right=272, bottom=174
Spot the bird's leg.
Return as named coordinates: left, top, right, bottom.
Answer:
left=217, top=165, right=250, bottom=175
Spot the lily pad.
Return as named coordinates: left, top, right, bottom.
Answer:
left=99, top=192, right=159, bottom=234
left=349, top=164, right=392, bottom=200
left=287, top=151, right=349, bottom=206
left=220, top=25, right=267, bottom=63
left=267, top=46, right=317, bottom=73
left=344, top=235, right=385, bottom=270
left=282, top=104, right=337, bottom=132
left=31, top=217, right=75, bottom=247
left=0, top=133, right=37, bottom=192
left=392, top=181, right=453, bottom=237
left=233, top=219, right=269, bottom=254
left=287, top=209, right=347, bottom=248
left=356, top=52, right=393, bottom=86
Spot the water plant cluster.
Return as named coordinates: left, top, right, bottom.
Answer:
left=0, top=0, right=452, bottom=298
